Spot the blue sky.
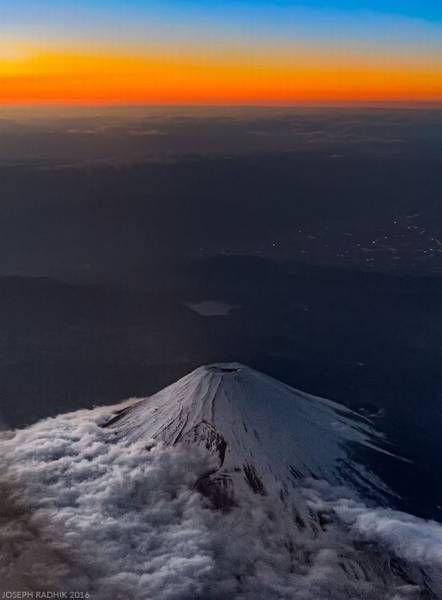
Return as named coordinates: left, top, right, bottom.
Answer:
left=2, top=0, right=441, bottom=49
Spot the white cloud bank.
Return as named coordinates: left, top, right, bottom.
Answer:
left=0, top=405, right=441, bottom=600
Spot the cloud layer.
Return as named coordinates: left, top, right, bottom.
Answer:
left=0, top=404, right=441, bottom=600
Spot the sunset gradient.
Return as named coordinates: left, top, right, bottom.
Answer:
left=1, top=0, right=441, bottom=105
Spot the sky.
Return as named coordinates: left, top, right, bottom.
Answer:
left=0, top=0, right=441, bottom=105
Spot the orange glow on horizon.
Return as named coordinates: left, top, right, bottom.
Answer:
left=1, top=47, right=441, bottom=105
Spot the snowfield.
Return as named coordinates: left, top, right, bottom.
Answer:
left=1, top=364, right=441, bottom=599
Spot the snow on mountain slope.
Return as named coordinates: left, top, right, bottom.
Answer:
left=0, top=363, right=441, bottom=599
left=104, top=362, right=393, bottom=505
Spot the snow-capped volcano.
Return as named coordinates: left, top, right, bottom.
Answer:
left=1, top=363, right=441, bottom=599
left=104, top=362, right=391, bottom=506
